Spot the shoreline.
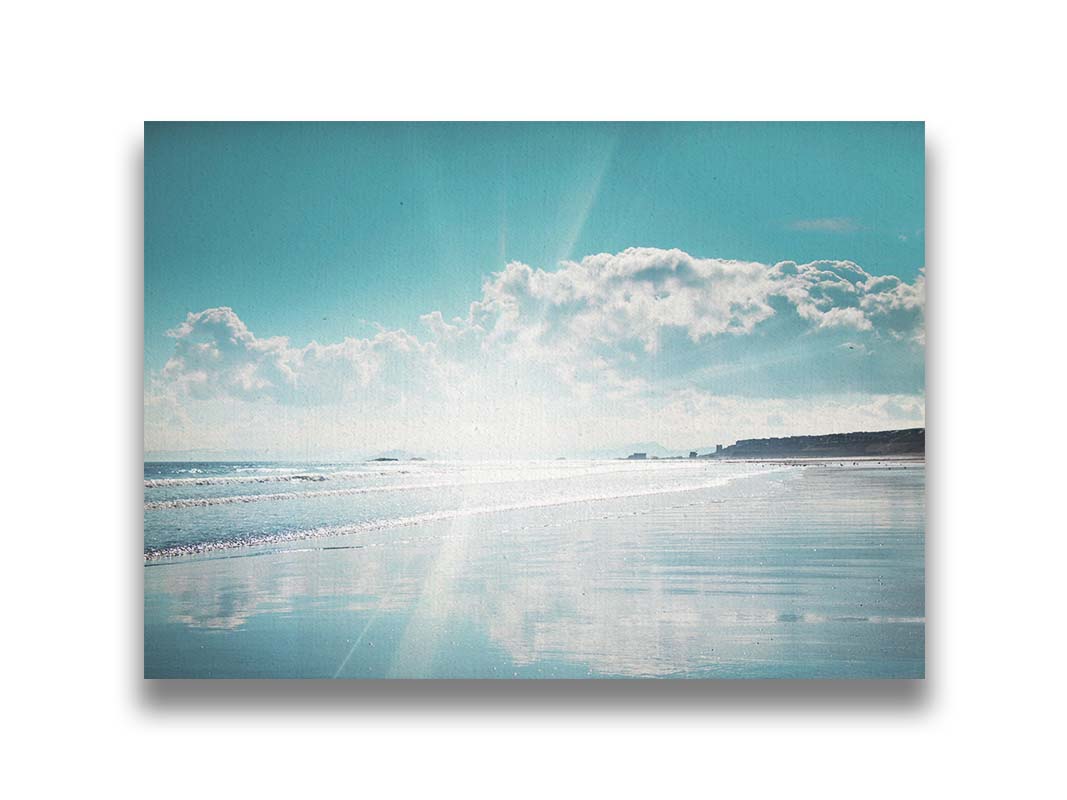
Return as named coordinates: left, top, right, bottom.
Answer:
left=145, top=463, right=924, bottom=678
left=143, top=461, right=797, bottom=563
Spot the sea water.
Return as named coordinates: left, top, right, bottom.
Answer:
left=144, top=459, right=924, bottom=678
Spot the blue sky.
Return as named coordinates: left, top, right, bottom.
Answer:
left=145, top=123, right=923, bottom=369
left=145, top=122, right=925, bottom=457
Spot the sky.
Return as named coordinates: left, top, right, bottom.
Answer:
left=144, top=122, right=925, bottom=459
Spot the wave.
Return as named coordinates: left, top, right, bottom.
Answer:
left=144, top=467, right=792, bottom=560
left=146, top=480, right=468, bottom=509
left=144, top=463, right=685, bottom=508
left=144, top=469, right=409, bottom=488
left=144, top=460, right=680, bottom=490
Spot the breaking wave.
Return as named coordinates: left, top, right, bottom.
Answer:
left=144, top=470, right=407, bottom=488
left=146, top=480, right=482, bottom=510
left=144, top=468, right=791, bottom=561
left=144, top=463, right=683, bottom=508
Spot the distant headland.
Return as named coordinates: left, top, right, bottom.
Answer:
left=623, top=428, right=925, bottom=461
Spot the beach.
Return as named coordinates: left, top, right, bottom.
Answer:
left=144, top=459, right=924, bottom=678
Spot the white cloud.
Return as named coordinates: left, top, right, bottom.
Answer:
left=146, top=249, right=925, bottom=457
left=786, top=217, right=861, bottom=233
left=161, top=307, right=433, bottom=406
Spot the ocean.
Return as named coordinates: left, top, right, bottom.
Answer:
left=144, top=458, right=925, bottom=678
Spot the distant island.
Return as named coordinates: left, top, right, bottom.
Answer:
left=369, top=450, right=427, bottom=462
left=622, top=428, right=925, bottom=461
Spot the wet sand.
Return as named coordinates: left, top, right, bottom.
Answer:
left=144, top=463, right=924, bottom=678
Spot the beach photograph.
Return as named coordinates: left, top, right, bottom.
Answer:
left=16, top=4, right=1067, bottom=796
left=143, top=121, right=925, bottom=679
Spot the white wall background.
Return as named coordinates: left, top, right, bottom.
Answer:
left=3, top=2, right=1063, bottom=797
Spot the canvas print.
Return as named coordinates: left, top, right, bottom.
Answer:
left=144, top=122, right=925, bottom=678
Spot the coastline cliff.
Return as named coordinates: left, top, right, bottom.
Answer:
left=708, top=428, right=924, bottom=459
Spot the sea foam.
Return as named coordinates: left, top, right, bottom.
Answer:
left=144, top=466, right=792, bottom=561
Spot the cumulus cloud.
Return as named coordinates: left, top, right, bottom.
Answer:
left=786, top=217, right=861, bottom=233
left=147, top=248, right=925, bottom=456
left=468, top=249, right=777, bottom=355
left=161, top=307, right=433, bottom=405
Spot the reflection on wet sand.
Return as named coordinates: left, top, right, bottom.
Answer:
left=145, top=465, right=924, bottom=678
